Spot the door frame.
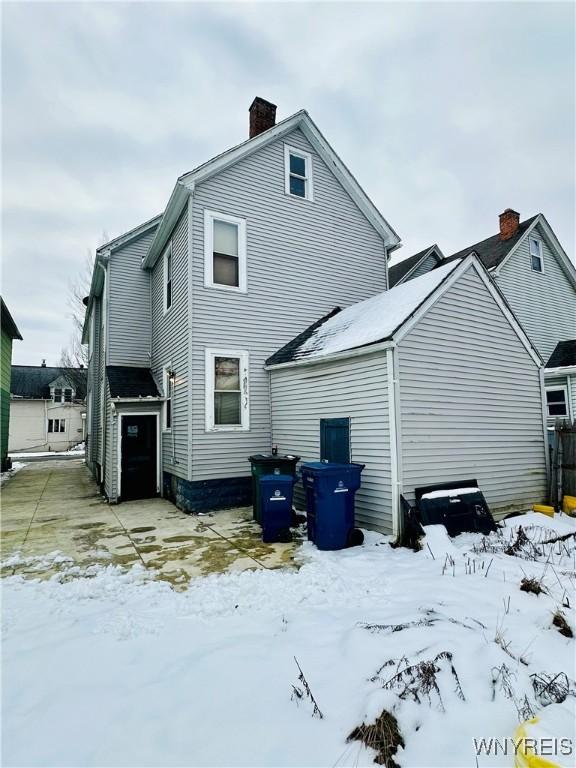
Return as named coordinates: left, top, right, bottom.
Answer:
left=117, top=411, right=161, bottom=500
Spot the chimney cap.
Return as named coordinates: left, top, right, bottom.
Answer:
left=499, top=208, right=520, bottom=218
left=249, top=96, right=277, bottom=112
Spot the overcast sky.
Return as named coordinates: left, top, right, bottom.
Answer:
left=2, top=1, right=574, bottom=365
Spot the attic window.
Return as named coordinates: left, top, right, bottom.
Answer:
left=284, top=145, right=313, bottom=201
left=529, top=237, right=543, bottom=273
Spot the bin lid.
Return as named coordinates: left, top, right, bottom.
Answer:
left=249, top=454, right=300, bottom=464
left=301, top=461, right=365, bottom=473
left=259, top=474, right=295, bottom=485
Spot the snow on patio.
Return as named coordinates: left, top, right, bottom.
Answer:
left=2, top=513, right=575, bottom=768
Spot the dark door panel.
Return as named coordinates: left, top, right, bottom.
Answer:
left=320, top=418, right=351, bottom=464
left=121, top=415, right=157, bottom=501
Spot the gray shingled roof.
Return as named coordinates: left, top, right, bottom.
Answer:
left=388, top=247, right=437, bottom=287
left=546, top=340, right=576, bottom=369
left=11, top=366, right=86, bottom=399
left=445, top=215, right=539, bottom=270
left=107, top=366, right=160, bottom=398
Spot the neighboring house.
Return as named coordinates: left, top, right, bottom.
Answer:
left=388, top=245, right=444, bottom=287
left=9, top=364, right=87, bottom=453
left=1, top=298, right=23, bottom=470
left=391, top=210, right=576, bottom=424
left=82, top=98, right=401, bottom=507
left=266, top=255, right=547, bottom=533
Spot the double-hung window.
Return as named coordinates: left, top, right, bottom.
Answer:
left=205, top=349, right=249, bottom=431
left=53, top=388, right=62, bottom=403
left=64, top=388, right=72, bottom=403
left=529, top=237, right=543, bottom=273
left=284, top=145, right=313, bottom=200
left=163, top=244, right=173, bottom=312
left=163, top=366, right=173, bottom=431
left=204, top=210, right=247, bottom=292
left=546, top=386, right=568, bottom=418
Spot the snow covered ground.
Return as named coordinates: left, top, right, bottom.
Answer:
left=9, top=442, right=85, bottom=459
left=0, top=461, right=26, bottom=486
left=2, top=513, right=575, bottom=767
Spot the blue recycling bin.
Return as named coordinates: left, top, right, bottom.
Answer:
left=259, top=474, right=295, bottom=543
left=301, top=462, right=365, bottom=551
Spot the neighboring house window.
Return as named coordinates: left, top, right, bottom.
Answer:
left=205, top=349, right=249, bottom=431
left=163, top=244, right=173, bottom=312
left=204, top=210, right=247, bottom=292
left=64, top=388, right=72, bottom=403
left=284, top=145, right=313, bottom=200
left=529, top=237, right=543, bottom=272
left=53, top=388, right=62, bottom=403
left=546, top=386, right=568, bottom=418
left=163, top=367, right=172, bottom=431
left=48, top=419, right=66, bottom=433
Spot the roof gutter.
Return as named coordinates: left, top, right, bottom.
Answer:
left=81, top=252, right=109, bottom=344
left=544, top=365, right=576, bottom=377
left=265, top=339, right=395, bottom=372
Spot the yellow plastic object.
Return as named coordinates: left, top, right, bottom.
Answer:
left=562, top=495, right=576, bottom=516
left=532, top=504, right=555, bottom=518
left=514, top=718, right=560, bottom=768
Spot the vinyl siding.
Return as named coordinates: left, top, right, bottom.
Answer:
left=189, top=126, right=388, bottom=482
left=270, top=354, right=393, bottom=533
left=398, top=266, right=547, bottom=516
left=108, top=231, right=155, bottom=367
left=495, top=224, right=576, bottom=362
left=1, top=330, right=12, bottom=463
left=150, top=210, right=189, bottom=479
left=407, top=253, right=440, bottom=282
left=86, top=297, right=103, bottom=475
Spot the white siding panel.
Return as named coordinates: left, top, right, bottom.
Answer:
left=496, top=225, right=576, bottom=362
left=150, top=210, right=189, bottom=479
left=270, top=354, right=392, bottom=533
left=190, top=127, right=389, bottom=482
left=398, top=266, right=547, bottom=517
left=409, top=253, right=439, bottom=281
left=108, top=232, right=155, bottom=367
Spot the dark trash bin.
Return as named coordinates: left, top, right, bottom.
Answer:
left=301, top=462, right=365, bottom=551
left=248, top=454, right=300, bottom=524
left=259, top=474, right=295, bottom=543
left=415, top=479, right=496, bottom=537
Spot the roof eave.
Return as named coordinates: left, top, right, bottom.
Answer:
left=142, top=182, right=189, bottom=269
left=265, top=339, right=396, bottom=371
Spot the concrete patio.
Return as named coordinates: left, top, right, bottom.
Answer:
left=1, top=460, right=301, bottom=588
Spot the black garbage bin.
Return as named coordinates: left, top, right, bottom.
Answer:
left=301, top=462, right=365, bottom=550
left=248, top=454, right=300, bottom=524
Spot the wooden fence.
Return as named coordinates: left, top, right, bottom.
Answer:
left=549, top=419, right=576, bottom=507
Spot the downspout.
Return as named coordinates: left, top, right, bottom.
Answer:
left=97, top=254, right=109, bottom=490
left=539, top=367, right=551, bottom=500
left=186, top=192, right=195, bottom=484
left=386, top=345, right=402, bottom=538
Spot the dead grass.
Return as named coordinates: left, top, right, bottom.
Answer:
left=552, top=610, right=574, bottom=638
left=347, top=709, right=405, bottom=767
left=520, top=577, right=546, bottom=596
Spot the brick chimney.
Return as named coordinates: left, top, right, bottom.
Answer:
left=249, top=97, right=277, bottom=139
left=499, top=209, right=520, bottom=241
left=41, top=359, right=46, bottom=367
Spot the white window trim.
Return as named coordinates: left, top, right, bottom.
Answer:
left=203, top=210, right=247, bottom=293
left=163, top=242, right=173, bottom=314
left=163, top=364, right=173, bottom=432
left=284, top=144, right=314, bottom=201
left=205, top=348, right=249, bottom=432
left=545, top=384, right=568, bottom=418
left=529, top=236, right=544, bottom=273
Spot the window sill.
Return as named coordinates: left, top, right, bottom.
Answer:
left=205, top=425, right=249, bottom=433
left=204, top=282, right=247, bottom=294
left=285, top=191, right=314, bottom=203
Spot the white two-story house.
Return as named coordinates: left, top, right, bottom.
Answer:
left=83, top=98, right=401, bottom=509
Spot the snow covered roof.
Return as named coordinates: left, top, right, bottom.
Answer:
left=266, top=260, right=462, bottom=366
